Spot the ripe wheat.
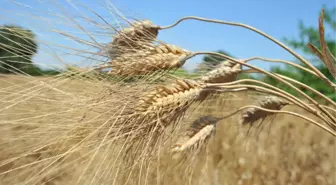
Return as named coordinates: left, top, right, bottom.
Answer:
left=240, top=96, right=289, bottom=126
left=1, top=2, right=335, bottom=185
left=172, top=116, right=218, bottom=153
left=107, top=20, right=159, bottom=57
left=108, top=44, right=190, bottom=76
left=200, top=60, right=242, bottom=83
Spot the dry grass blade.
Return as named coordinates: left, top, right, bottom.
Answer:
left=240, top=96, right=289, bottom=126
left=108, top=44, right=190, bottom=76
left=172, top=116, right=218, bottom=153
left=199, top=60, right=242, bottom=83
left=107, top=20, right=159, bottom=57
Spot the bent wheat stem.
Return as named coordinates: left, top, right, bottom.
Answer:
left=189, top=52, right=336, bottom=124
left=243, top=57, right=319, bottom=78
left=242, top=106, right=336, bottom=137
left=213, top=83, right=335, bottom=130
left=160, top=16, right=336, bottom=89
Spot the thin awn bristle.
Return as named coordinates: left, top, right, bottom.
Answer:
left=172, top=116, right=218, bottom=153
left=199, top=60, right=242, bottom=83
left=109, top=44, right=190, bottom=76
left=107, top=20, right=159, bottom=57
left=240, top=96, right=289, bottom=126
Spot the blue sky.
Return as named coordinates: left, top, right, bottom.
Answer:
left=1, top=0, right=335, bottom=71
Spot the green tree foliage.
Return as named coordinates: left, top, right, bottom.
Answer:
left=0, top=25, right=60, bottom=76
left=0, top=25, right=38, bottom=74
left=284, top=7, right=335, bottom=56
left=261, top=7, right=336, bottom=102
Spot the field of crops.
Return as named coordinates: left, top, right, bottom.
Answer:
left=0, top=1, right=335, bottom=184
left=0, top=75, right=334, bottom=185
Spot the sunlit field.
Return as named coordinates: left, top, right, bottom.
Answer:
left=0, top=1, right=335, bottom=185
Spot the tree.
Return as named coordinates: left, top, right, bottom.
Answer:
left=0, top=25, right=38, bottom=74
left=284, top=6, right=335, bottom=57
left=261, top=7, right=336, bottom=102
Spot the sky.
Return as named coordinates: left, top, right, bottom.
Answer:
left=1, top=0, right=335, bottom=71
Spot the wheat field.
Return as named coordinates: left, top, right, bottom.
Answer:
left=0, top=75, right=334, bottom=185
left=0, top=1, right=335, bottom=185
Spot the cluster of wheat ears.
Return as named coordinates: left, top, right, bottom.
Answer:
left=97, top=8, right=336, bottom=150
left=0, top=3, right=335, bottom=185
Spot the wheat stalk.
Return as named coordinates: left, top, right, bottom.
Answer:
left=187, top=52, right=336, bottom=129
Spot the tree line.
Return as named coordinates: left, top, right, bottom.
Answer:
left=0, top=25, right=59, bottom=76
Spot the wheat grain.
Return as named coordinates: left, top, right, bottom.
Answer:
left=240, top=96, right=289, bottom=126
left=108, top=44, right=190, bottom=76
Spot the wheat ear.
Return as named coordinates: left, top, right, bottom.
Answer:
left=136, top=79, right=204, bottom=117
left=108, top=20, right=159, bottom=57
left=114, top=79, right=206, bottom=147
left=113, top=79, right=208, bottom=170
left=240, top=96, right=289, bottom=126
left=172, top=116, right=218, bottom=153
left=199, top=60, right=242, bottom=83
left=108, top=44, right=190, bottom=76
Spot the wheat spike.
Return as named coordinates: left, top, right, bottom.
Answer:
left=240, top=96, right=289, bottom=126
left=172, top=116, right=218, bottom=153
left=136, top=79, right=204, bottom=115
left=109, top=44, right=190, bottom=76
left=123, top=79, right=204, bottom=139
left=200, top=60, right=242, bottom=83
left=107, top=20, right=159, bottom=57
left=113, top=79, right=205, bottom=144
left=112, top=80, right=207, bottom=168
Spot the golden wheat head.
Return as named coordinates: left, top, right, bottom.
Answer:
left=240, top=96, right=289, bottom=126
left=200, top=60, right=242, bottom=83
left=172, top=116, right=218, bottom=153
left=108, top=44, right=190, bottom=76
left=113, top=79, right=206, bottom=155
left=108, top=20, right=159, bottom=56
left=136, top=79, right=203, bottom=115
